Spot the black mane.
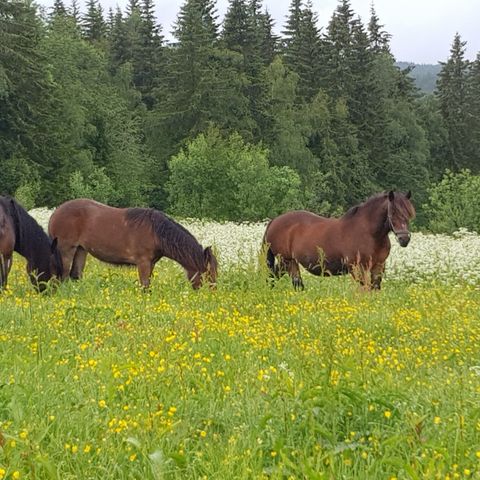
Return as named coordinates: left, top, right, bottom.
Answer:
left=125, top=208, right=206, bottom=271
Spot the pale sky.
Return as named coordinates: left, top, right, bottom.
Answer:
left=39, top=0, right=479, bottom=64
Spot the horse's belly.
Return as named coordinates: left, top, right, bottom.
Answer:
left=305, top=258, right=348, bottom=276
left=86, top=245, right=136, bottom=266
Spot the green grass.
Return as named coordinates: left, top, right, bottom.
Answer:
left=0, top=256, right=479, bottom=479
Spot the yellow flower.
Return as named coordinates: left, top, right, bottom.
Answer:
left=0, top=468, right=5, bottom=479
left=84, top=444, right=91, bottom=453
left=199, top=430, right=207, bottom=438
left=433, top=416, right=441, bottom=425
left=12, top=472, right=20, bottom=480
left=19, top=431, right=28, bottom=440
left=98, top=400, right=106, bottom=408
left=475, top=450, right=480, bottom=459
left=464, top=469, right=471, bottom=476
left=71, top=445, right=78, bottom=454
left=271, top=451, right=277, bottom=457
left=129, top=454, right=137, bottom=462
left=384, top=410, right=392, bottom=419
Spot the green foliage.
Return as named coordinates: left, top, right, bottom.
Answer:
left=167, top=127, right=302, bottom=220
left=14, top=182, right=40, bottom=211
left=68, top=167, right=115, bottom=204
left=0, top=0, right=478, bottom=227
left=425, top=169, right=480, bottom=233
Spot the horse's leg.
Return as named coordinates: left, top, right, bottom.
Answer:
left=286, top=259, right=304, bottom=290
left=0, top=253, right=12, bottom=290
left=58, top=246, right=77, bottom=281
left=70, top=247, right=88, bottom=280
left=371, top=263, right=385, bottom=290
left=137, top=259, right=154, bottom=289
left=349, top=263, right=371, bottom=290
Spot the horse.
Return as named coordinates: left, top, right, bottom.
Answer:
left=48, top=198, right=218, bottom=289
left=263, top=191, right=415, bottom=290
left=0, top=196, right=62, bottom=292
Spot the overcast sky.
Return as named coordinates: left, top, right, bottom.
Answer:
left=39, top=0, right=479, bottom=64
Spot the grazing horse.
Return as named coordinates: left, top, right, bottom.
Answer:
left=263, top=191, right=415, bottom=290
left=0, top=196, right=62, bottom=292
left=48, top=199, right=218, bottom=289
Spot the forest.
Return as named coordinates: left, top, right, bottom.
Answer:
left=1, top=0, right=479, bottom=231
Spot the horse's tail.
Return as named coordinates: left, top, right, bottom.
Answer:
left=262, top=220, right=276, bottom=276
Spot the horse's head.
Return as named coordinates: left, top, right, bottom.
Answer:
left=387, top=190, right=416, bottom=247
left=187, top=246, right=218, bottom=290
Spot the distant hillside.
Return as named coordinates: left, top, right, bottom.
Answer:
left=396, top=62, right=442, bottom=94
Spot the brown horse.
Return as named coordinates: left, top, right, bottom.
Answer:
left=48, top=199, right=218, bottom=289
left=0, top=196, right=62, bottom=291
left=263, top=191, right=415, bottom=290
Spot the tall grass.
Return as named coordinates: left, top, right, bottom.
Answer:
left=0, top=252, right=480, bottom=478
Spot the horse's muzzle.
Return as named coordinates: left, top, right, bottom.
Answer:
left=396, top=232, right=411, bottom=247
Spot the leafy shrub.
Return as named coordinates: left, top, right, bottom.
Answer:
left=166, top=127, right=302, bottom=221
left=68, top=167, right=116, bottom=204
left=15, top=182, right=40, bottom=210
left=424, top=169, right=480, bottom=233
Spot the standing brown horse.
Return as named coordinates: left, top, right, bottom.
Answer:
left=0, top=196, right=62, bottom=291
left=263, top=191, right=415, bottom=290
left=48, top=199, right=218, bottom=289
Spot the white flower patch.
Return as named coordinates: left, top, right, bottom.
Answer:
left=29, top=208, right=480, bottom=283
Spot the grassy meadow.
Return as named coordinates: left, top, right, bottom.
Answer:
left=1, top=216, right=480, bottom=479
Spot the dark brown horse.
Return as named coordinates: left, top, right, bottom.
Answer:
left=0, top=196, right=62, bottom=291
left=48, top=199, right=218, bottom=289
left=263, top=191, right=415, bottom=290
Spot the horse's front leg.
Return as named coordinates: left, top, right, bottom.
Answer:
left=371, top=263, right=385, bottom=290
left=0, top=254, right=12, bottom=290
left=137, top=259, right=154, bottom=289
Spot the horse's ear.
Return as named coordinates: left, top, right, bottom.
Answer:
left=406, top=190, right=412, bottom=199
left=388, top=191, right=395, bottom=201
left=51, top=237, right=58, bottom=253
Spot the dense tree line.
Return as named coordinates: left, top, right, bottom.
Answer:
left=1, top=0, right=479, bottom=227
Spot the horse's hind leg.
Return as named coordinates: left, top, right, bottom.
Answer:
left=286, top=259, right=304, bottom=290
left=70, top=247, right=87, bottom=280
left=57, top=244, right=78, bottom=281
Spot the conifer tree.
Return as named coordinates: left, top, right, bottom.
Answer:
left=436, top=33, right=471, bottom=170
left=466, top=53, right=480, bottom=169
left=367, top=3, right=390, bottom=54
left=82, top=0, right=106, bottom=42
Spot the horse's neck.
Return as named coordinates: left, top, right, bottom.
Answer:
left=358, top=202, right=389, bottom=237
left=15, top=237, right=51, bottom=276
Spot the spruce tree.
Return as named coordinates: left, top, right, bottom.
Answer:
left=466, top=53, right=480, bottom=170
left=367, top=3, right=390, bottom=54
left=82, top=0, right=106, bottom=42
left=436, top=33, right=471, bottom=170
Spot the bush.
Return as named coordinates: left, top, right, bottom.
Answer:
left=424, top=169, right=480, bottom=233
left=68, top=167, right=116, bottom=204
left=166, top=127, right=302, bottom=221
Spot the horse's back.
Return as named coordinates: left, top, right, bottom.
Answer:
left=49, top=199, right=124, bottom=238
left=265, top=210, right=336, bottom=257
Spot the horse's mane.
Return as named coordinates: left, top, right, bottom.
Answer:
left=342, top=193, right=386, bottom=219
left=0, top=196, right=62, bottom=281
left=125, top=208, right=206, bottom=271
left=342, top=192, right=415, bottom=220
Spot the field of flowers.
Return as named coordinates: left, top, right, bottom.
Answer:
left=0, top=211, right=479, bottom=479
